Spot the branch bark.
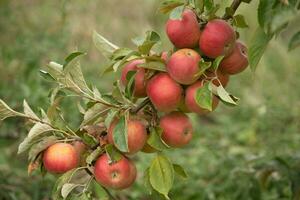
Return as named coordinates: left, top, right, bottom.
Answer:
left=130, top=98, right=150, bottom=114
left=223, top=0, right=243, bottom=20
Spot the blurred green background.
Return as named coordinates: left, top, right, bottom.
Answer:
left=1, top=0, right=300, bottom=199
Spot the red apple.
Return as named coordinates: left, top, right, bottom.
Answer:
left=94, top=154, right=137, bottom=190
left=43, top=143, right=78, bottom=174
left=120, top=59, right=147, bottom=97
left=108, top=119, right=147, bottom=154
left=199, top=19, right=236, bottom=58
left=166, top=9, right=201, bottom=48
left=146, top=73, right=183, bottom=112
left=185, top=81, right=219, bottom=114
left=219, top=41, right=249, bottom=74
left=160, top=111, right=193, bottom=148
left=167, top=49, right=201, bottom=85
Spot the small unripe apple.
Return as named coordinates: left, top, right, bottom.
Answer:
left=43, top=143, right=78, bottom=174
left=219, top=41, right=249, bottom=75
left=120, top=59, right=146, bottom=97
left=160, top=111, right=193, bottom=148
left=185, top=81, right=219, bottom=114
left=167, top=49, right=201, bottom=85
left=166, top=9, right=201, bottom=48
left=108, top=119, right=147, bottom=154
left=94, top=154, right=137, bottom=190
left=199, top=19, right=236, bottom=58
left=203, top=70, right=230, bottom=87
left=146, top=73, right=183, bottom=112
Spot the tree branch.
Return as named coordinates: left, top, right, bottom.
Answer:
left=223, top=0, right=243, bottom=20
left=130, top=98, right=150, bottom=114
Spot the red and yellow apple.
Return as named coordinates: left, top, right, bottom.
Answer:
left=166, top=9, right=201, bottom=48
left=146, top=73, right=183, bottom=112
left=167, top=48, right=201, bottom=85
left=219, top=41, right=249, bottom=75
left=199, top=19, right=236, bottom=58
left=160, top=111, right=193, bottom=148
left=94, top=154, right=137, bottom=190
left=43, top=143, right=78, bottom=174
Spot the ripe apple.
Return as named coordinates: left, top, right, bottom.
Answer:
left=199, top=19, right=236, bottom=58
left=167, top=48, right=201, bottom=85
left=94, top=154, right=137, bottom=190
left=108, top=119, right=147, bottom=154
left=120, top=59, right=146, bottom=97
left=166, top=9, right=201, bottom=48
left=203, top=69, right=230, bottom=87
left=146, top=73, right=183, bottom=112
left=185, top=81, right=219, bottom=114
left=219, top=41, right=249, bottom=74
left=160, top=111, right=193, bottom=148
left=43, top=143, right=78, bottom=174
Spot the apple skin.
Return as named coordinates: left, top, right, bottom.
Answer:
left=219, top=41, right=249, bottom=75
left=185, top=81, right=219, bottom=114
left=120, top=59, right=147, bottom=97
left=108, top=119, right=147, bottom=154
left=94, top=154, right=137, bottom=190
left=166, top=9, right=201, bottom=48
left=199, top=19, right=236, bottom=58
left=203, top=70, right=230, bottom=87
left=146, top=73, right=183, bottom=112
left=167, top=48, right=201, bottom=85
left=43, top=143, right=79, bottom=174
left=160, top=111, right=193, bottom=148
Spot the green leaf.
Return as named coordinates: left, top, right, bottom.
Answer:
left=80, top=104, right=107, bottom=127
left=92, top=31, right=119, bottom=59
left=112, top=116, right=129, bottom=152
left=63, top=52, right=86, bottom=69
left=169, top=5, right=184, bottom=20
left=61, top=183, right=81, bottom=199
left=233, top=14, right=249, bottom=28
left=28, top=136, right=58, bottom=162
left=212, top=56, right=224, bottom=70
left=249, top=27, right=273, bottom=71
left=159, top=0, right=185, bottom=14
left=132, top=31, right=161, bottom=55
left=125, top=70, right=137, bottom=99
left=195, top=0, right=204, bottom=14
left=52, top=168, right=77, bottom=199
left=269, top=8, right=295, bottom=34
left=104, top=109, right=118, bottom=129
left=149, top=154, right=174, bottom=199
left=196, top=59, right=212, bottom=77
left=173, top=164, right=188, bottom=179
left=23, top=100, right=39, bottom=120
left=144, top=168, right=154, bottom=194
left=195, top=82, right=213, bottom=111
left=289, top=31, right=300, bottom=51
left=137, top=61, right=167, bottom=72
left=258, top=0, right=276, bottom=32
left=18, top=122, right=54, bottom=154
left=82, top=133, right=99, bottom=148
left=211, top=84, right=239, bottom=106
left=0, top=99, right=24, bottom=121
left=105, top=144, right=122, bottom=163
left=147, top=127, right=169, bottom=151
left=86, top=146, right=104, bottom=165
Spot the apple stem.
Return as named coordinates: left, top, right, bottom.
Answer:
left=223, top=0, right=243, bottom=20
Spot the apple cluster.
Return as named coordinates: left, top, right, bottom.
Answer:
left=41, top=8, right=249, bottom=191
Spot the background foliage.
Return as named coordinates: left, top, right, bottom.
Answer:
left=0, top=0, right=300, bottom=199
